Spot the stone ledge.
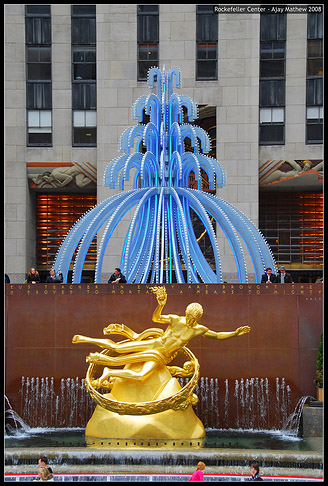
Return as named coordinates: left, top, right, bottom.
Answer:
left=301, top=406, right=323, bottom=437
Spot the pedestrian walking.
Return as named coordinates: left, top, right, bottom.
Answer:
left=188, top=461, right=205, bottom=481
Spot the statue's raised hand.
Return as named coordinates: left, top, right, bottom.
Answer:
left=234, top=325, right=251, bottom=337
left=103, top=323, right=137, bottom=340
left=104, top=323, right=122, bottom=334
left=150, top=286, right=167, bottom=305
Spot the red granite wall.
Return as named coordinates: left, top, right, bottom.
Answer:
left=5, top=283, right=323, bottom=429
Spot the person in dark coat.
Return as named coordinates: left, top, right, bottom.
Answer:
left=260, top=267, right=277, bottom=284
left=108, top=267, right=126, bottom=284
left=45, top=268, right=63, bottom=283
left=249, top=461, right=263, bottom=481
left=276, top=266, right=293, bottom=283
left=26, top=267, right=41, bottom=284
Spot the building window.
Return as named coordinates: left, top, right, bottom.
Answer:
left=196, top=5, right=218, bottom=80
left=260, top=41, right=285, bottom=77
left=72, top=83, right=97, bottom=110
left=25, top=5, right=52, bottom=146
left=259, top=106, right=285, bottom=144
left=26, top=82, right=52, bottom=109
left=72, top=47, right=96, bottom=81
left=71, top=5, right=96, bottom=44
left=36, top=193, right=97, bottom=268
left=72, top=110, right=97, bottom=145
left=259, top=191, right=323, bottom=268
left=27, top=110, right=52, bottom=145
left=71, top=5, right=96, bottom=146
left=307, top=39, right=323, bottom=76
left=259, top=11, right=286, bottom=145
left=26, top=46, right=51, bottom=80
left=306, top=12, right=323, bottom=144
left=259, top=79, right=285, bottom=144
left=25, top=5, right=51, bottom=44
left=137, top=5, right=159, bottom=81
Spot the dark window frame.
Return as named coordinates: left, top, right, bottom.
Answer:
left=25, top=5, right=51, bottom=16
left=307, top=12, right=323, bottom=40
left=137, top=43, right=159, bottom=82
left=25, top=17, right=51, bottom=45
left=71, top=17, right=96, bottom=45
left=25, top=5, right=52, bottom=147
left=259, top=12, right=286, bottom=146
left=72, top=125, right=97, bottom=146
left=72, top=83, right=97, bottom=110
left=71, top=5, right=96, bottom=45
left=196, top=5, right=218, bottom=81
left=306, top=121, right=323, bottom=144
left=260, top=79, right=285, bottom=107
left=306, top=12, right=323, bottom=144
left=71, top=5, right=97, bottom=147
left=137, top=5, right=159, bottom=81
left=259, top=123, right=285, bottom=146
left=72, top=110, right=97, bottom=147
left=26, top=46, right=52, bottom=81
left=71, top=5, right=96, bottom=17
left=26, top=109, right=52, bottom=147
left=259, top=80, right=285, bottom=146
left=260, top=40, right=286, bottom=78
left=260, top=12, right=286, bottom=41
left=26, top=82, right=52, bottom=110
left=72, top=46, right=96, bottom=81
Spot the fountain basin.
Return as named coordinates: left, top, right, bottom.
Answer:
left=4, top=471, right=324, bottom=481
left=4, top=446, right=323, bottom=480
left=5, top=427, right=323, bottom=480
left=5, top=444, right=323, bottom=468
left=4, top=428, right=322, bottom=452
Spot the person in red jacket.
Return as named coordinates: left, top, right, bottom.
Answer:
left=188, top=461, right=205, bottom=481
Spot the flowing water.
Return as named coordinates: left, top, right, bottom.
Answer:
left=5, top=384, right=318, bottom=453
left=5, top=381, right=323, bottom=482
left=13, top=375, right=307, bottom=431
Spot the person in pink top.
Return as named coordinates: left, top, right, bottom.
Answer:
left=188, top=461, right=206, bottom=481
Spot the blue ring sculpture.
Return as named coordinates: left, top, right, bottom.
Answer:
left=54, top=66, right=276, bottom=283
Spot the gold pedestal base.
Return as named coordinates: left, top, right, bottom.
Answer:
left=86, top=402, right=205, bottom=440
left=85, top=363, right=205, bottom=440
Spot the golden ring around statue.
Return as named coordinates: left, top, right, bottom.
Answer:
left=85, top=346, right=200, bottom=416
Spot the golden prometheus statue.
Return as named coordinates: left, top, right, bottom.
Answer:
left=72, top=286, right=250, bottom=439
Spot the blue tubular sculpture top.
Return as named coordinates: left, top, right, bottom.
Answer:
left=54, top=66, right=276, bottom=283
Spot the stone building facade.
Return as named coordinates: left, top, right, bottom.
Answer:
left=4, top=4, right=323, bottom=283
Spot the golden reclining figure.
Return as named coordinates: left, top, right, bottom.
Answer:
left=72, top=286, right=250, bottom=386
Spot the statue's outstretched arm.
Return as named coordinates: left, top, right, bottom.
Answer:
left=203, top=325, right=250, bottom=340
